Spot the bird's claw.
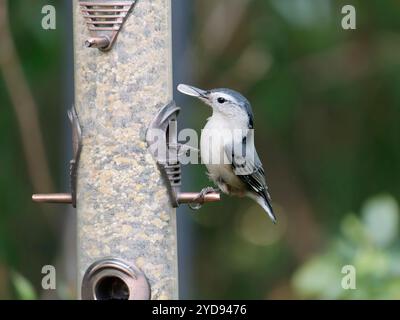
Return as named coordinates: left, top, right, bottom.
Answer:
left=189, top=187, right=219, bottom=210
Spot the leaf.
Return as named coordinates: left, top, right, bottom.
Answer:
left=292, top=255, right=343, bottom=299
left=362, top=194, right=399, bottom=248
left=11, top=271, right=37, bottom=300
left=353, top=248, right=389, bottom=277
left=340, top=213, right=367, bottom=245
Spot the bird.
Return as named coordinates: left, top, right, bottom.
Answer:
left=177, top=84, right=276, bottom=223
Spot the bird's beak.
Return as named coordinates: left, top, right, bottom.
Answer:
left=177, top=84, right=209, bottom=102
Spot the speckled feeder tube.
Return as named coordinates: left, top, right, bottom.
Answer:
left=73, top=0, right=177, bottom=299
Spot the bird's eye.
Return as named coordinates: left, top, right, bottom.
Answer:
left=217, top=97, right=226, bottom=104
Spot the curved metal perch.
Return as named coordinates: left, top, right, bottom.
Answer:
left=146, top=101, right=220, bottom=208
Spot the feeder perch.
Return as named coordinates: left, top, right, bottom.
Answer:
left=146, top=101, right=220, bottom=208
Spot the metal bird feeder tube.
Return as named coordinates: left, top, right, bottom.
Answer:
left=31, top=0, right=220, bottom=300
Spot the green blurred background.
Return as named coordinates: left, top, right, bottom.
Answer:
left=1, top=0, right=400, bottom=299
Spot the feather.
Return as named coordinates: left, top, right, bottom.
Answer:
left=224, top=132, right=276, bottom=222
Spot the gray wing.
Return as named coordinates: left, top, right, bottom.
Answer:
left=224, top=135, right=271, bottom=202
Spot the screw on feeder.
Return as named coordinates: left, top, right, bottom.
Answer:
left=85, top=36, right=110, bottom=49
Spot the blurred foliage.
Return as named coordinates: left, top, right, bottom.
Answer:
left=11, top=272, right=37, bottom=300
left=189, top=0, right=400, bottom=299
left=293, top=195, right=400, bottom=299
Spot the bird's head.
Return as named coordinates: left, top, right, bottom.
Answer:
left=177, top=84, right=254, bottom=128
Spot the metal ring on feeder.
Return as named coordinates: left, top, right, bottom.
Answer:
left=81, top=258, right=150, bottom=300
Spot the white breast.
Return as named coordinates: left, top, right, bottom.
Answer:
left=200, top=113, right=247, bottom=193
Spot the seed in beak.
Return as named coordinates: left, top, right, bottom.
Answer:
left=177, top=84, right=208, bottom=98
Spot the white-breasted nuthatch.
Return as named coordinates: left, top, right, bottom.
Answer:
left=177, top=84, right=276, bottom=223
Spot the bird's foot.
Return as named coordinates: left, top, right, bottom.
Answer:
left=189, top=186, right=220, bottom=210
